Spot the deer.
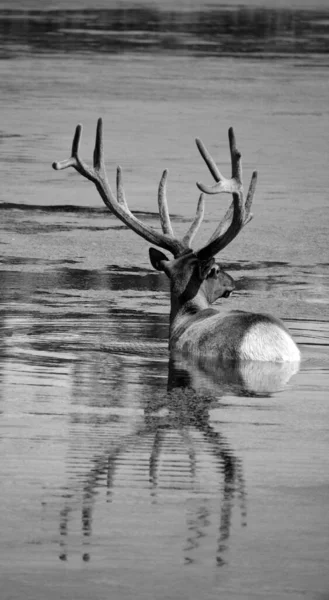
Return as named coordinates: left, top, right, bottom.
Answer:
left=52, top=118, right=300, bottom=364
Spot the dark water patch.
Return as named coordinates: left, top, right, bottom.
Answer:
left=0, top=202, right=108, bottom=213
left=303, top=341, right=329, bottom=347
left=2, top=155, right=37, bottom=164
left=99, top=340, right=168, bottom=358
left=0, top=256, right=79, bottom=266
left=0, top=6, right=329, bottom=58
left=223, top=260, right=290, bottom=271
left=106, top=264, right=152, bottom=274
left=108, top=307, right=168, bottom=322
left=293, top=58, right=329, bottom=68
left=0, top=202, right=179, bottom=220
left=0, top=131, right=22, bottom=139
left=2, top=219, right=91, bottom=234
left=293, top=317, right=329, bottom=322
left=51, top=266, right=168, bottom=292
left=3, top=220, right=115, bottom=234
left=25, top=264, right=160, bottom=284
left=236, top=274, right=303, bottom=292
left=14, top=223, right=151, bottom=234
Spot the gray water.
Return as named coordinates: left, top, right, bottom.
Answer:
left=1, top=3, right=329, bottom=599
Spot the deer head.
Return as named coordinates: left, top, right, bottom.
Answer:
left=52, top=119, right=257, bottom=324
left=149, top=247, right=235, bottom=325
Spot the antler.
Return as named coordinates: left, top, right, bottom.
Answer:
left=156, top=169, right=205, bottom=247
left=52, top=118, right=204, bottom=257
left=195, top=128, right=258, bottom=260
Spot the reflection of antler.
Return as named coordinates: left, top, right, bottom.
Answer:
left=59, top=360, right=247, bottom=566
left=59, top=505, right=71, bottom=562
left=184, top=502, right=210, bottom=565
left=58, top=425, right=158, bottom=561
left=195, top=420, right=246, bottom=566
left=149, top=428, right=167, bottom=497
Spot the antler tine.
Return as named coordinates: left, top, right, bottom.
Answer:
left=116, top=166, right=128, bottom=208
left=245, top=170, right=258, bottom=217
left=195, top=138, right=223, bottom=183
left=195, top=128, right=242, bottom=196
left=93, top=117, right=105, bottom=173
left=182, top=193, right=205, bottom=246
left=52, top=124, right=82, bottom=171
left=196, top=193, right=245, bottom=260
left=158, top=169, right=174, bottom=236
left=195, top=128, right=257, bottom=259
left=71, top=123, right=82, bottom=158
left=207, top=168, right=258, bottom=243
left=52, top=123, right=97, bottom=183
left=228, top=126, right=242, bottom=184
left=157, top=170, right=206, bottom=248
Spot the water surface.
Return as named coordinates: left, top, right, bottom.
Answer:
left=1, top=3, right=329, bottom=599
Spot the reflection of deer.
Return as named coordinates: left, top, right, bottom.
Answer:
left=58, top=327, right=301, bottom=565
left=59, top=357, right=248, bottom=567
left=53, top=119, right=300, bottom=363
left=170, top=352, right=300, bottom=398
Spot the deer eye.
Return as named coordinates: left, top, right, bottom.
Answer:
left=207, top=267, right=217, bottom=279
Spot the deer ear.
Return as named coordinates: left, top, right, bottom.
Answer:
left=149, top=247, right=170, bottom=272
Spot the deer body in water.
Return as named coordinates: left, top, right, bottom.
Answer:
left=53, top=119, right=300, bottom=363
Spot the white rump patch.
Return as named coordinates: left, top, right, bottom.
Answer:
left=239, top=322, right=300, bottom=362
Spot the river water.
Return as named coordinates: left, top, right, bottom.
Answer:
left=1, top=3, right=329, bottom=599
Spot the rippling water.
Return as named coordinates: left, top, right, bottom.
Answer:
left=1, top=2, right=329, bottom=599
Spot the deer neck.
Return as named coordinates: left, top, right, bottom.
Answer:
left=169, top=287, right=212, bottom=336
